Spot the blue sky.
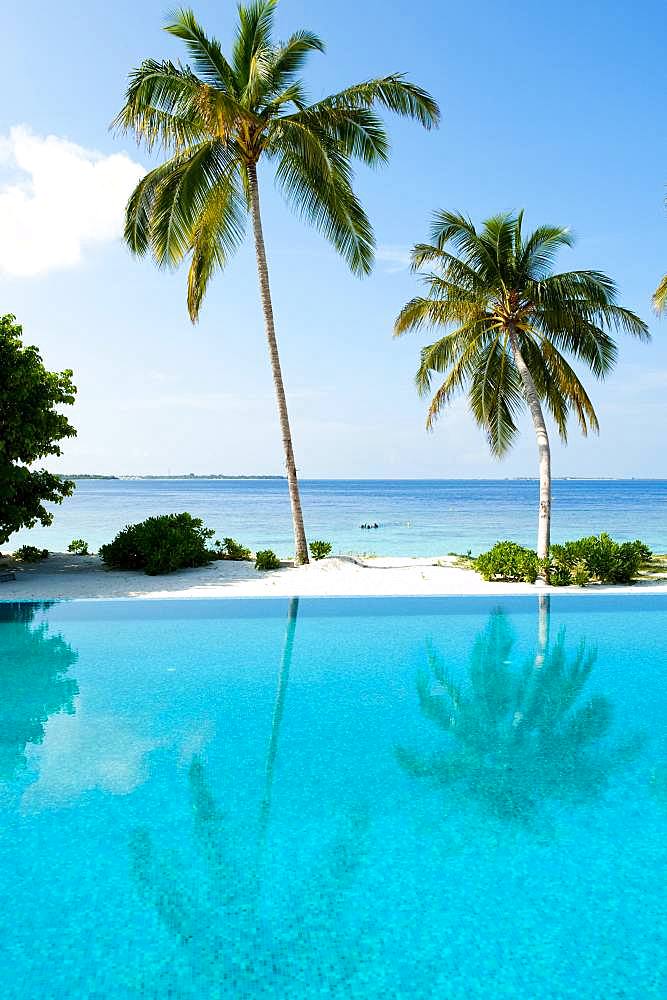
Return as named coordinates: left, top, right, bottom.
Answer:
left=1, top=0, right=665, bottom=478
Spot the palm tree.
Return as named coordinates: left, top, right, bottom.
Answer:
left=395, top=211, right=649, bottom=567
left=114, top=3, right=439, bottom=564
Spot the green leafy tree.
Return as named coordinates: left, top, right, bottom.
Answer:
left=395, top=212, right=648, bottom=567
left=0, top=314, right=76, bottom=546
left=114, top=2, right=439, bottom=565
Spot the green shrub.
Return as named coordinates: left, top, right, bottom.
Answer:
left=475, top=541, right=539, bottom=583
left=13, top=545, right=49, bottom=563
left=309, top=540, right=332, bottom=561
left=571, top=561, right=591, bottom=587
left=255, top=549, right=281, bottom=571
left=67, top=538, right=89, bottom=555
left=214, top=537, right=252, bottom=561
left=99, top=513, right=215, bottom=576
left=548, top=534, right=651, bottom=585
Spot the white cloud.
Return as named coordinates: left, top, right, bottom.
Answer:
left=376, top=244, right=412, bottom=273
left=0, top=125, right=144, bottom=277
left=22, top=700, right=159, bottom=810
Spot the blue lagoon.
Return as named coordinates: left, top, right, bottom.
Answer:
left=0, top=595, right=665, bottom=998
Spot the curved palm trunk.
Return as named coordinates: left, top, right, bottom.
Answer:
left=508, top=328, right=551, bottom=570
left=247, top=163, right=309, bottom=565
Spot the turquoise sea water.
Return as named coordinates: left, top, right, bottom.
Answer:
left=7, top=478, right=667, bottom=557
left=1, top=594, right=665, bottom=998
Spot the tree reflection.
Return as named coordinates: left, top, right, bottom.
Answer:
left=129, top=597, right=378, bottom=997
left=397, top=608, right=643, bottom=825
left=130, top=755, right=372, bottom=997
left=0, top=602, right=78, bottom=779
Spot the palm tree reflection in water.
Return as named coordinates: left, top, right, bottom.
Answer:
left=397, top=601, right=643, bottom=825
left=129, top=597, right=375, bottom=997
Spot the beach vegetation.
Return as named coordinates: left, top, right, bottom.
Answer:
left=0, top=314, right=77, bottom=545
left=255, top=549, right=281, bottom=571
left=395, top=212, right=649, bottom=575
left=99, top=513, right=216, bottom=575
left=214, top=537, right=252, bottom=561
left=309, top=540, right=332, bottom=560
left=13, top=545, right=49, bottom=563
left=67, top=539, right=90, bottom=555
left=475, top=541, right=539, bottom=583
left=476, top=534, right=651, bottom=586
left=114, top=2, right=439, bottom=566
left=547, top=534, right=651, bottom=585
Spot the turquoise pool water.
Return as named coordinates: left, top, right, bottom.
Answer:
left=0, top=595, right=665, bottom=998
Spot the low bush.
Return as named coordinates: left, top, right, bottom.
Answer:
left=476, top=534, right=652, bottom=587
left=255, top=549, right=281, bottom=571
left=475, top=541, right=539, bottom=583
left=214, top=537, right=252, bottom=561
left=548, top=534, right=651, bottom=585
left=67, top=538, right=89, bottom=555
left=309, top=540, right=332, bottom=561
left=13, top=545, right=49, bottom=562
left=99, top=513, right=215, bottom=576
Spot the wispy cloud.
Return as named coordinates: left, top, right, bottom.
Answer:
left=0, top=126, right=144, bottom=277
left=376, top=244, right=412, bottom=273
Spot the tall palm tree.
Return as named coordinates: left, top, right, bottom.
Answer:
left=114, top=3, right=439, bottom=564
left=395, top=211, right=648, bottom=566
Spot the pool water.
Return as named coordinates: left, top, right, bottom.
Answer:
left=0, top=595, right=665, bottom=999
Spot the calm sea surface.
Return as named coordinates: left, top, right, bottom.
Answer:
left=7, top=478, right=667, bottom=557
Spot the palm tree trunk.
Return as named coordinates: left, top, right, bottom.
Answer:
left=508, top=328, right=551, bottom=570
left=247, top=162, right=309, bottom=565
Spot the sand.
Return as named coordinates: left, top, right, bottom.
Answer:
left=1, top=553, right=666, bottom=601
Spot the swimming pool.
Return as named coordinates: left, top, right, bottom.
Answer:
left=1, top=595, right=665, bottom=998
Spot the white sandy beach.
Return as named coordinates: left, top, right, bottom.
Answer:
left=2, top=553, right=667, bottom=601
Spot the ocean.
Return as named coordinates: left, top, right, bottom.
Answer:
left=6, top=478, right=667, bottom=557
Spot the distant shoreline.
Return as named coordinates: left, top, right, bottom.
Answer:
left=58, top=474, right=287, bottom=480
left=57, top=475, right=666, bottom=483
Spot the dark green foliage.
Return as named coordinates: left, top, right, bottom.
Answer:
left=548, top=534, right=651, bottom=585
left=396, top=613, right=643, bottom=825
left=0, top=314, right=77, bottom=544
left=67, top=539, right=89, bottom=555
left=475, top=541, right=539, bottom=583
left=255, top=549, right=281, bottom=571
left=13, top=545, right=49, bottom=563
left=214, top=537, right=252, bottom=561
left=476, top=535, right=651, bottom=586
left=99, top=513, right=216, bottom=575
left=309, top=540, right=332, bottom=561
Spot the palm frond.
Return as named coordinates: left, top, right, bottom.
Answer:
left=274, top=138, right=374, bottom=275
left=265, top=30, right=325, bottom=95
left=187, top=177, right=246, bottom=321
left=165, top=9, right=238, bottom=93
left=653, top=273, right=667, bottom=313
left=311, top=75, right=440, bottom=129
left=233, top=0, right=277, bottom=100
